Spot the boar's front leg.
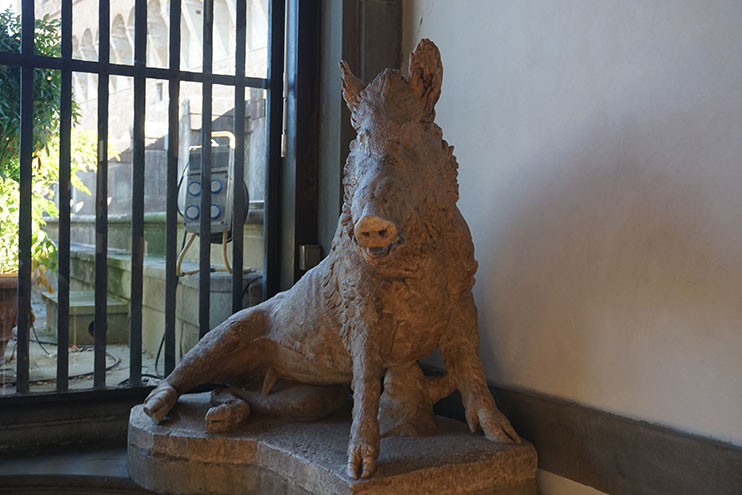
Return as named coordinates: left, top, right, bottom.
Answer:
left=440, top=293, right=520, bottom=444
left=347, top=328, right=383, bottom=480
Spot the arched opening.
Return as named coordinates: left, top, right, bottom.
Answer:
left=147, top=0, right=168, bottom=68
left=111, top=14, right=133, bottom=65
left=81, top=29, right=98, bottom=100
left=214, top=0, right=235, bottom=69
left=180, top=14, right=192, bottom=70
left=71, top=35, right=87, bottom=104
left=80, top=28, right=97, bottom=61
left=126, top=7, right=136, bottom=53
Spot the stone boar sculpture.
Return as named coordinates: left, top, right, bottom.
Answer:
left=143, top=39, right=520, bottom=480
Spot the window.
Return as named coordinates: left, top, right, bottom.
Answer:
left=0, top=0, right=285, bottom=398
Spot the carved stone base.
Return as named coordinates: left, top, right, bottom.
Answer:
left=128, top=393, right=537, bottom=495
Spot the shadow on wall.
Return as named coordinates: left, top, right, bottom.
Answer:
left=475, top=103, right=742, bottom=430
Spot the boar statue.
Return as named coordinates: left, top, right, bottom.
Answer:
left=143, top=38, right=520, bottom=480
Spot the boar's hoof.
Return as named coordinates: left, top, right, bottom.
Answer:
left=469, top=406, right=521, bottom=444
left=347, top=442, right=378, bottom=480
left=143, top=381, right=178, bottom=423
left=205, top=400, right=251, bottom=433
left=206, top=387, right=252, bottom=433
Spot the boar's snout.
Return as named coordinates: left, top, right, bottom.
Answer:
left=354, top=214, right=399, bottom=253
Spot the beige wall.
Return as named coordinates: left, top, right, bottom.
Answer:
left=402, top=0, right=742, bottom=453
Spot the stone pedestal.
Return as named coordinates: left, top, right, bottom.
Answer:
left=128, top=393, right=537, bottom=495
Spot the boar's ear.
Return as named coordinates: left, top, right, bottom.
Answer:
left=339, top=60, right=364, bottom=112
left=408, top=39, right=443, bottom=120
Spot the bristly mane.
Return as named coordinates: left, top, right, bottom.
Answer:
left=349, top=69, right=426, bottom=131
left=333, top=66, right=463, bottom=262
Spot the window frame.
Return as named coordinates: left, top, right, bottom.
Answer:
left=0, top=0, right=310, bottom=435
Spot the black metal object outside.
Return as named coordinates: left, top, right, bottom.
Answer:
left=93, top=0, right=110, bottom=389
left=232, top=0, right=247, bottom=314
left=283, top=0, right=321, bottom=286
left=129, top=0, right=147, bottom=388
left=264, top=0, right=286, bottom=299
left=198, top=0, right=214, bottom=339
left=16, top=0, right=35, bottom=395
left=56, top=0, right=73, bottom=392
left=164, top=0, right=182, bottom=376
left=0, top=51, right=268, bottom=87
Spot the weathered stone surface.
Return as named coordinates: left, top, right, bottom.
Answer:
left=128, top=393, right=537, bottom=495
left=41, top=290, right=129, bottom=345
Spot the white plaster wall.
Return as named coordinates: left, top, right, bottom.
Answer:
left=402, top=0, right=742, bottom=447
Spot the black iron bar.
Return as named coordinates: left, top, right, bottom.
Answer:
left=56, top=0, right=73, bottom=392
left=179, top=71, right=265, bottom=88
left=198, top=0, right=214, bottom=339
left=264, top=0, right=286, bottom=299
left=129, top=0, right=147, bottom=388
left=0, top=52, right=267, bottom=89
left=16, top=0, right=35, bottom=394
left=94, top=0, right=110, bottom=389
left=232, top=0, right=247, bottom=312
left=164, top=0, right=181, bottom=375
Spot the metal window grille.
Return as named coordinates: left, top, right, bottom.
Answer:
left=0, top=0, right=285, bottom=395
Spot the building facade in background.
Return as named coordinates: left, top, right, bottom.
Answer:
left=35, top=0, right=268, bottom=217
